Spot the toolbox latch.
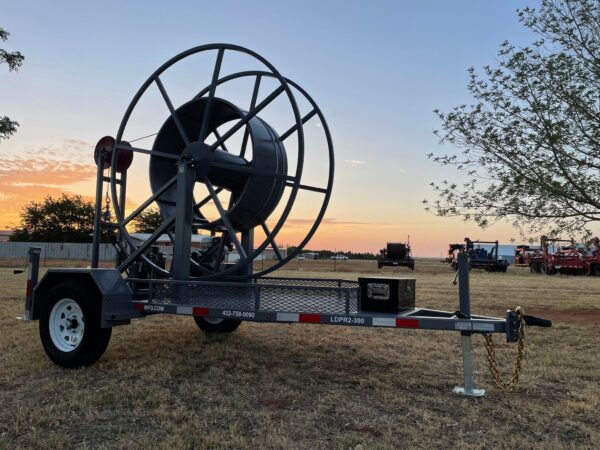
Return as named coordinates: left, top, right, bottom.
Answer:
left=367, top=283, right=390, bottom=301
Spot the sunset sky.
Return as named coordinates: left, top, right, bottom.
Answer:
left=1, top=1, right=545, bottom=256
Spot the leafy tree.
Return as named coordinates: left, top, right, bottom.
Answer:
left=132, top=208, right=163, bottom=233
left=0, top=27, right=24, bottom=140
left=425, top=0, right=600, bottom=238
left=10, top=195, right=96, bottom=242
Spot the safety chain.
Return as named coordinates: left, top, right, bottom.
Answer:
left=483, top=308, right=526, bottom=391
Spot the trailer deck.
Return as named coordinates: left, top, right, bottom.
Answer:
left=128, top=276, right=508, bottom=334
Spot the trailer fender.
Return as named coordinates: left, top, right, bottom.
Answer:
left=32, top=269, right=136, bottom=327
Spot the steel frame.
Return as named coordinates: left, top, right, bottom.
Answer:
left=120, top=253, right=509, bottom=396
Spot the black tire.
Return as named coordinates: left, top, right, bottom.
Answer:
left=39, top=282, right=111, bottom=368
left=540, top=263, right=548, bottom=274
left=529, top=264, right=537, bottom=273
left=592, top=265, right=600, bottom=276
left=500, top=266, right=508, bottom=273
left=193, top=316, right=241, bottom=334
left=451, top=262, right=458, bottom=272
left=377, top=263, right=382, bottom=269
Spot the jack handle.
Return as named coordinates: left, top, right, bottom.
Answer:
left=522, top=315, right=552, bottom=328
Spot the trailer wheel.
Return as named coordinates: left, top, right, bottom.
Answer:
left=39, top=282, right=111, bottom=368
left=591, top=265, right=600, bottom=276
left=193, top=316, right=241, bottom=334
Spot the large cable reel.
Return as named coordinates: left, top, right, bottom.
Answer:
left=108, top=44, right=334, bottom=280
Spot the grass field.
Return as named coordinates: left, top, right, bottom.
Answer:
left=1, top=259, right=598, bottom=449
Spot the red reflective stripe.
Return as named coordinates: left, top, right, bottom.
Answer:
left=132, top=303, right=144, bottom=311
left=26, top=279, right=32, bottom=296
left=395, top=318, right=419, bottom=328
left=299, top=313, right=321, bottom=323
left=193, top=307, right=209, bottom=316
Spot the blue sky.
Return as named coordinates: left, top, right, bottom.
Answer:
left=0, top=1, right=540, bottom=255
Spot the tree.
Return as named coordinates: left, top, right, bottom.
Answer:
left=0, top=27, right=24, bottom=140
left=425, top=0, right=600, bottom=238
left=10, top=195, right=96, bottom=242
left=132, top=208, right=163, bottom=233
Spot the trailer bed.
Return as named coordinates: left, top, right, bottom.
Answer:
left=128, top=276, right=508, bottom=334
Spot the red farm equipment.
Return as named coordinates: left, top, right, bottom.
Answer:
left=525, top=236, right=600, bottom=275
left=514, top=245, right=540, bottom=267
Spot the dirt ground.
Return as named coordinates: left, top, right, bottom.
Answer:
left=0, top=259, right=598, bottom=449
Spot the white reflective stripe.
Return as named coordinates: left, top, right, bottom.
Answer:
left=372, top=317, right=396, bottom=327
left=277, top=312, right=299, bottom=322
left=455, top=321, right=472, bottom=331
left=177, top=306, right=193, bottom=315
left=472, top=322, right=494, bottom=332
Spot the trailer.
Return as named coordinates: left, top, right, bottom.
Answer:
left=514, top=245, right=539, bottom=267
left=17, top=44, right=551, bottom=396
left=377, top=241, right=415, bottom=270
left=450, top=238, right=509, bottom=272
left=526, top=236, right=600, bottom=275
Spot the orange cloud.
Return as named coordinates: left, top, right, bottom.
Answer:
left=0, top=155, right=97, bottom=228
left=280, top=217, right=392, bottom=227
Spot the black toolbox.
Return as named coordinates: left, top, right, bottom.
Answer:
left=358, top=277, right=416, bottom=313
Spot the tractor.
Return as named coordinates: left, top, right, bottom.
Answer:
left=450, top=238, right=509, bottom=272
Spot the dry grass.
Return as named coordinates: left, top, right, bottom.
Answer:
left=0, top=259, right=598, bottom=449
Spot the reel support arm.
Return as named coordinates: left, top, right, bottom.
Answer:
left=172, top=159, right=195, bottom=280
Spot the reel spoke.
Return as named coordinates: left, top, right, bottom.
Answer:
left=123, top=175, right=177, bottom=226
left=193, top=236, right=221, bottom=265
left=198, top=48, right=225, bottom=142
left=240, top=75, right=262, bottom=158
left=118, top=215, right=176, bottom=272
left=155, top=76, right=190, bottom=145
left=261, top=222, right=283, bottom=261
left=210, top=160, right=295, bottom=182
left=213, top=235, right=227, bottom=270
left=210, top=84, right=285, bottom=151
left=213, top=130, right=228, bottom=152
left=205, top=179, right=247, bottom=261
left=121, top=144, right=179, bottom=161
left=284, top=182, right=328, bottom=194
left=193, top=187, right=223, bottom=215
left=280, top=108, right=317, bottom=142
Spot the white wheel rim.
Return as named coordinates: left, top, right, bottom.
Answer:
left=204, top=317, right=224, bottom=325
left=49, top=298, right=85, bottom=352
